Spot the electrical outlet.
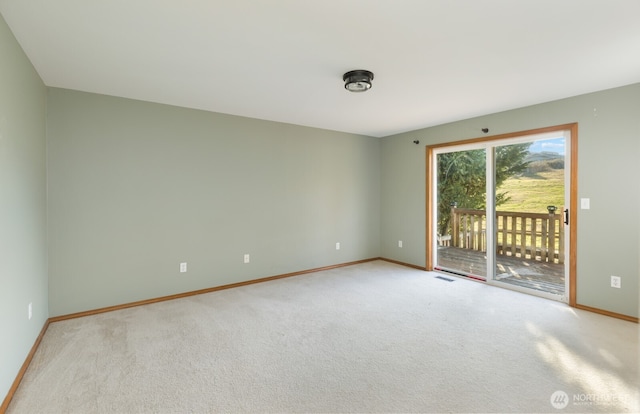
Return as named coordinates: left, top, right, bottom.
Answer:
left=28, top=302, right=32, bottom=320
left=180, top=262, right=187, bottom=273
left=335, top=242, right=340, bottom=250
left=610, top=275, right=621, bottom=289
left=398, top=240, right=403, bottom=248
left=244, top=254, right=250, bottom=263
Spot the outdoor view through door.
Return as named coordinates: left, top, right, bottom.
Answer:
left=429, top=125, right=576, bottom=303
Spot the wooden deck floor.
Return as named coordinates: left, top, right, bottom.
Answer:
left=436, top=246, right=565, bottom=295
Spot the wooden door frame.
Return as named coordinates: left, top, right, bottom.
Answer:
left=426, top=123, right=578, bottom=306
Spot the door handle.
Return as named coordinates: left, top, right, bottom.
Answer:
left=564, top=209, right=569, bottom=225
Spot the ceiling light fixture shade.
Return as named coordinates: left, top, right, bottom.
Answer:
left=343, top=70, right=374, bottom=92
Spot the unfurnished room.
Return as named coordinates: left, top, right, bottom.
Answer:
left=1, top=1, right=638, bottom=413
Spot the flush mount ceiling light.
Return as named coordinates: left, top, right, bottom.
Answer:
left=343, top=70, right=374, bottom=92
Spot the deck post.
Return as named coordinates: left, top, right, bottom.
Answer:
left=547, top=206, right=557, bottom=263
left=450, top=202, right=458, bottom=247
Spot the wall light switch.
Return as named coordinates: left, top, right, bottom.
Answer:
left=335, top=242, right=340, bottom=250
left=244, top=254, right=250, bottom=263
left=581, top=198, right=590, bottom=209
left=180, top=262, right=187, bottom=273
left=398, top=240, right=403, bottom=248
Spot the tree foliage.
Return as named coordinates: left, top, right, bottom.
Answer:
left=437, top=143, right=531, bottom=235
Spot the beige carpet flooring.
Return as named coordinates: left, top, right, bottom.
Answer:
left=7, top=260, right=639, bottom=413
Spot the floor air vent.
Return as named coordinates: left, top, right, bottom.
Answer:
left=435, top=276, right=454, bottom=282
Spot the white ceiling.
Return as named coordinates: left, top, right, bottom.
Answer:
left=1, top=0, right=639, bottom=137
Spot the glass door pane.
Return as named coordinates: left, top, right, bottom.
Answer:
left=434, top=148, right=488, bottom=279
left=492, top=138, right=566, bottom=296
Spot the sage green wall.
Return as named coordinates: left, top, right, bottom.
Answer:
left=381, top=83, right=640, bottom=318
left=47, top=88, right=381, bottom=316
left=0, top=14, right=48, bottom=403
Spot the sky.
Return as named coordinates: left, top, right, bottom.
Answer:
left=529, top=137, right=565, bottom=155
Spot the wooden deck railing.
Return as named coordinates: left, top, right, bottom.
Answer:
left=448, top=206, right=565, bottom=264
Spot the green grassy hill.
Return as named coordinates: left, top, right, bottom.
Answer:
left=498, top=169, right=565, bottom=213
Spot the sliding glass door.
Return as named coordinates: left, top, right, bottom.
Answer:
left=430, top=127, right=573, bottom=303
left=491, top=136, right=568, bottom=298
